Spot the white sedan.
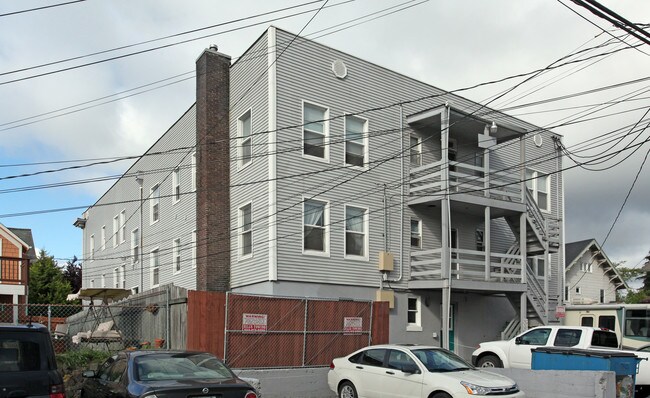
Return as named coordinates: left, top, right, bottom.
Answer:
left=328, top=344, right=525, bottom=398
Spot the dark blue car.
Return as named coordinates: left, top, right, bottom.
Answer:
left=81, top=350, right=258, bottom=398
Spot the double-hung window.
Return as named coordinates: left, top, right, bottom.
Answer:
left=239, top=110, right=252, bottom=168
left=120, top=264, right=126, bottom=289
left=303, top=103, right=328, bottom=160
left=113, top=215, right=119, bottom=248
left=303, top=199, right=328, bottom=254
left=100, top=226, right=106, bottom=251
left=113, top=268, right=119, bottom=288
left=407, top=297, right=422, bottom=331
left=239, top=203, right=252, bottom=258
left=150, top=248, right=160, bottom=288
left=173, top=238, right=181, bottom=274
left=173, top=168, right=181, bottom=203
left=90, top=235, right=95, bottom=261
left=345, top=115, right=367, bottom=167
left=131, top=228, right=139, bottom=264
left=345, top=205, right=367, bottom=258
left=410, top=135, right=421, bottom=167
left=528, top=256, right=546, bottom=278
left=150, top=184, right=160, bottom=224
left=119, top=210, right=126, bottom=243
left=410, top=219, right=421, bottom=248
left=525, top=169, right=550, bottom=212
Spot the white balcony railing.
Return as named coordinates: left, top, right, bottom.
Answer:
left=410, top=248, right=523, bottom=283
left=410, top=160, right=522, bottom=203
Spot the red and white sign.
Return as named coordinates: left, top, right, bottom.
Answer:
left=555, top=306, right=566, bottom=319
left=343, top=317, right=363, bottom=334
left=242, top=313, right=268, bottom=333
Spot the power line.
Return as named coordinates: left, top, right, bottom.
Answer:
left=0, top=0, right=85, bottom=18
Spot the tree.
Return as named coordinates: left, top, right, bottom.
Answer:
left=622, top=251, right=650, bottom=304
left=62, top=256, right=82, bottom=294
left=29, top=249, right=73, bottom=306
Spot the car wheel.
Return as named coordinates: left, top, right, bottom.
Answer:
left=339, top=381, right=358, bottom=398
left=430, top=392, right=452, bottom=398
left=477, top=354, right=502, bottom=368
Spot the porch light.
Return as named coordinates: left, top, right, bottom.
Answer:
left=490, top=121, right=497, bottom=134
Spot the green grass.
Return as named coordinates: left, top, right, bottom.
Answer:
left=56, top=349, right=111, bottom=370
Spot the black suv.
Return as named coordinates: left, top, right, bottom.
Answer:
left=0, top=323, right=65, bottom=398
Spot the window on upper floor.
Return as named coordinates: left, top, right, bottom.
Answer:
left=303, top=103, right=328, bottom=160
left=191, top=152, right=197, bottom=192
left=580, top=262, right=593, bottom=273
left=576, top=286, right=582, bottom=294
left=411, top=219, right=421, bottom=249
left=150, top=248, right=160, bottom=288
left=101, top=274, right=106, bottom=288
left=113, top=268, right=119, bottom=288
left=476, top=229, right=484, bottom=252
left=90, top=278, right=95, bottom=288
left=100, top=225, right=106, bottom=251
left=90, top=234, right=95, bottom=261
left=345, top=205, right=367, bottom=258
left=303, top=199, right=328, bottom=254
left=120, top=264, right=126, bottom=289
left=565, top=286, right=570, bottom=302
left=131, top=228, right=139, bottom=264
left=525, top=169, right=550, bottom=212
left=345, top=115, right=367, bottom=167
left=113, top=215, right=119, bottom=248
left=528, top=256, right=546, bottom=278
left=173, top=238, right=181, bottom=274
left=239, top=203, right=252, bottom=258
left=410, top=135, right=421, bottom=167
left=119, top=210, right=126, bottom=243
left=191, top=230, right=197, bottom=268
left=173, top=168, right=181, bottom=203
left=600, top=289, right=606, bottom=304
left=239, top=110, right=252, bottom=168
left=150, top=184, right=160, bottom=224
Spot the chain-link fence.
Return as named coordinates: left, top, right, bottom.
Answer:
left=0, top=287, right=180, bottom=355
left=224, top=292, right=374, bottom=369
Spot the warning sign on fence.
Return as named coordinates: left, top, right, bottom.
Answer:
left=343, top=317, right=363, bottom=334
left=242, top=313, right=268, bottom=333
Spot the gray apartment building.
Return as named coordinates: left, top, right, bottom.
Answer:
left=76, top=26, right=565, bottom=360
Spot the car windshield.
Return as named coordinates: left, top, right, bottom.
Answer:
left=411, top=348, right=475, bottom=373
left=135, top=353, right=234, bottom=381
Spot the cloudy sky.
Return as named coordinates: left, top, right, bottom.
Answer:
left=0, top=0, right=648, bottom=271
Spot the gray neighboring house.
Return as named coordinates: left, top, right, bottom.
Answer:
left=75, top=26, right=565, bottom=360
left=564, top=238, right=626, bottom=305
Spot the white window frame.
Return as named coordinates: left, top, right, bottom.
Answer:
left=131, top=228, right=139, bottom=264
left=344, top=114, right=368, bottom=169
left=150, top=247, right=160, bottom=289
left=580, top=262, right=593, bottom=273
left=239, top=202, right=253, bottom=260
left=302, top=101, right=330, bottom=162
left=119, top=210, right=126, bottom=243
left=150, top=183, right=160, bottom=224
left=173, top=238, right=181, bottom=275
left=410, top=135, right=422, bottom=167
left=113, top=268, right=119, bottom=288
left=564, top=285, right=570, bottom=303
left=576, top=286, right=582, bottom=295
left=191, top=152, right=197, bottom=192
left=131, top=286, right=139, bottom=295
left=600, top=289, right=606, bottom=303
left=238, top=108, right=253, bottom=170
left=90, top=234, right=95, bottom=261
left=525, top=168, right=551, bottom=213
left=411, top=219, right=422, bottom=249
left=406, top=296, right=422, bottom=332
left=113, top=215, right=119, bottom=248
left=302, top=198, right=330, bottom=257
left=90, top=279, right=95, bottom=288
left=344, top=204, right=369, bottom=260
left=476, top=228, right=485, bottom=252
left=101, top=274, right=106, bottom=288
left=100, top=225, right=106, bottom=251
left=191, top=230, right=197, bottom=269
left=172, top=167, right=181, bottom=204
left=120, top=264, right=126, bottom=289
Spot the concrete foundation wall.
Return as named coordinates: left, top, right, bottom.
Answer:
left=236, top=368, right=617, bottom=398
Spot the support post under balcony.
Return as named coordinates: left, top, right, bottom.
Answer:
left=520, top=292, right=528, bottom=333
left=484, top=206, right=491, bottom=281
left=520, top=213, right=527, bottom=284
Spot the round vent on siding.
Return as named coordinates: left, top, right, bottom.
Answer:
left=331, top=59, right=347, bottom=79
left=533, top=133, right=543, bottom=147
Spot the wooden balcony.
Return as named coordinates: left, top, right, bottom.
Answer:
left=0, top=257, right=28, bottom=285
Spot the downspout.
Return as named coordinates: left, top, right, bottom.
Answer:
left=387, top=105, right=405, bottom=283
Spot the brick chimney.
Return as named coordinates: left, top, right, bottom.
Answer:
left=195, top=46, right=231, bottom=291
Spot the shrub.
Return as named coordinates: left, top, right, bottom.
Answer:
left=56, top=349, right=111, bottom=370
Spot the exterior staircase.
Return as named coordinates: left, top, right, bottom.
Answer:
left=505, top=189, right=560, bottom=256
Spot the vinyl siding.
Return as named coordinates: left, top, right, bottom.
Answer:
left=229, top=31, right=271, bottom=288
left=82, top=106, right=197, bottom=292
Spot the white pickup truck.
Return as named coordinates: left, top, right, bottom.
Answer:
left=470, top=325, right=619, bottom=368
